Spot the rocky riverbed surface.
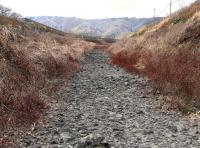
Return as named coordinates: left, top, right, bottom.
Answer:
left=18, top=50, right=200, bottom=148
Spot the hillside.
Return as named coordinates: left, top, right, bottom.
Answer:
left=0, top=14, right=95, bottom=144
left=2, top=1, right=200, bottom=147
left=30, top=16, right=161, bottom=38
left=109, top=0, right=200, bottom=111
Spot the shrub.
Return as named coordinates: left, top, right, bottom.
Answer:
left=112, top=50, right=141, bottom=73
left=111, top=47, right=200, bottom=107
left=173, top=17, right=183, bottom=24
left=147, top=48, right=200, bottom=100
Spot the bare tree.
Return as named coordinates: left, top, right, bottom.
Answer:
left=0, top=5, right=22, bottom=20
left=0, top=5, right=12, bottom=16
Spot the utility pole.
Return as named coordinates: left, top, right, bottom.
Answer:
left=170, top=0, right=172, bottom=16
left=153, top=8, right=156, bottom=18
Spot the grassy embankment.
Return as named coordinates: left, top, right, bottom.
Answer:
left=0, top=15, right=95, bottom=143
left=109, top=0, right=200, bottom=112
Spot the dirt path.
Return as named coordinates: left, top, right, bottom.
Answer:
left=19, top=50, right=200, bottom=148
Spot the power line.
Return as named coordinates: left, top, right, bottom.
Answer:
left=155, top=0, right=183, bottom=17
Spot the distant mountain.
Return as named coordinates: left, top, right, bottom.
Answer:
left=30, top=16, right=162, bottom=38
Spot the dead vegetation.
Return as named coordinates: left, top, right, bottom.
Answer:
left=0, top=15, right=95, bottom=140
left=109, top=0, right=200, bottom=111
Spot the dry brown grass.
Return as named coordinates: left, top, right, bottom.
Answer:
left=169, top=0, right=200, bottom=24
left=109, top=1, right=200, bottom=111
left=0, top=16, right=95, bottom=137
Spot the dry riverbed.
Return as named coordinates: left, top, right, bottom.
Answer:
left=18, top=50, right=200, bottom=148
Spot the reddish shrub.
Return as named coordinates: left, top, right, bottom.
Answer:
left=111, top=46, right=200, bottom=106
left=0, top=43, right=80, bottom=131
left=144, top=48, right=200, bottom=101
left=54, top=57, right=80, bottom=77
left=0, top=41, right=82, bottom=132
left=0, top=93, right=45, bottom=130
left=112, top=50, right=141, bottom=73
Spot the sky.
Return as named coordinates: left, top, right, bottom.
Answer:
left=0, top=0, right=197, bottom=19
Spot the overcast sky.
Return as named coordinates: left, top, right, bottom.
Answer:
left=0, top=0, right=196, bottom=19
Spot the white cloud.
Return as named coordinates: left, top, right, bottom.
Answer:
left=0, top=0, right=196, bottom=18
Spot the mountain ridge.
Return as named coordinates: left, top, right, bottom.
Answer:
left=30, top=16, right=162, bottom=38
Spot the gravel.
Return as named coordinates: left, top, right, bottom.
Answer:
left=18, top=50, right=200, bottom=148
